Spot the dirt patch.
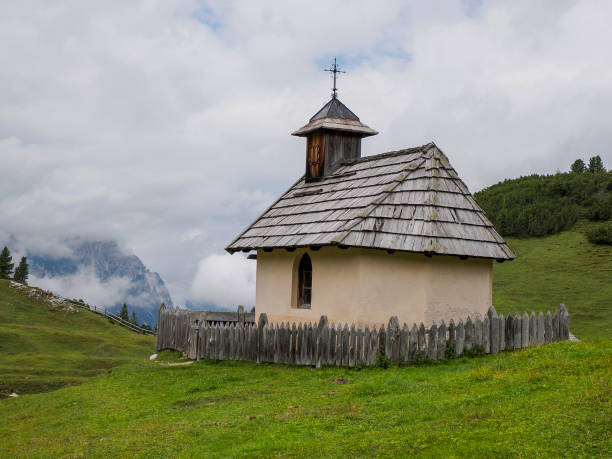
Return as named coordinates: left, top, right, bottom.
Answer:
left=332, top=378, right=348, bottom=384
left=157, top=361, right=194, bottom=366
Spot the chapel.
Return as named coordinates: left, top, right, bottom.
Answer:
left=226, top=68, right=514, bottom=327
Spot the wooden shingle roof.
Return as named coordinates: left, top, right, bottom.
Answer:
left=226, top=143, right=515, bottom=260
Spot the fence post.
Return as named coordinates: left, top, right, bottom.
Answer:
left=409, top=324, right=418, bottom=363
left=521, top=312, right=529, bottom=348
left=418, top=323, right=426, bottom=358
left=559, top=304, right=570, bottom=340
left=195, top=321, right=201, bottom=360
left=499, top=314, right=505, bottom=351
left=455, top=320, right=464, bottom=357
left=465, top=317, right=473, bottom=351
left=545, top=311, right=553, bottom=344
left=156, top=302, right=166, bottom=352
left=437, top=321, right=446, bottom=360
left=428, top=322, right=438, bottom=360
left=387, top=316, right=400, bottom=364
left=529, top=312, right=537, bottom=347
left=483, top=316, right=490, bottom=354
left=257, top=313, right=268, bottom=363
left=487, top=306, right=496, bottom=348
left=317, top=316, right=328, bottom=368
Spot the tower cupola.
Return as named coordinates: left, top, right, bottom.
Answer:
left=292, top=59, right=378, bottom=181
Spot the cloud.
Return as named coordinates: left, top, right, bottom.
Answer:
left=190, top=253, right=255, bottom=309
left=30, top=267, right=132, bottom=308
left=1, top=1, right=611, bottom=309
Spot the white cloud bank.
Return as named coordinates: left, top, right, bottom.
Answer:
left=190, top=253, right=255, bottom=309
left=30, top=267, right=132, bottom=308
left=1, top=1, right=611, bottom=308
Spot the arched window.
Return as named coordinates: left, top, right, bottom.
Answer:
left=297, top=254, right=312, bottom=308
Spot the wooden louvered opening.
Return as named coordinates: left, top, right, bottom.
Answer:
left=306, top=133, right=325, bottom=180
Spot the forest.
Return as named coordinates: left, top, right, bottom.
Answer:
left=475, top=156, right=611, bottom=241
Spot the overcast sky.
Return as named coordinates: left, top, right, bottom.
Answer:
left=1, top=0, right=610, bottom=309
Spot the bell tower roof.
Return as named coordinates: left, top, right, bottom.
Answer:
left=292, top=57, right=378, bottom=138
left=292, top=96, right=378, bottom=137
left=310, top=97, right=359, bottom=121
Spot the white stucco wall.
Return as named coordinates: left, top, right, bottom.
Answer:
left=255, top=247, right=492, bottom=327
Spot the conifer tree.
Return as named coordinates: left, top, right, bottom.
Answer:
left=130, top=311, right=138, bottom=325
left=0, top=247, right=14, bottom=279
left=13, top=257, right=29, bottom=284
left=119, top=303, right=129, bottom=321
left=570, top=158, right=585, bottom=173
left=588, top=155, right=605, bottom=173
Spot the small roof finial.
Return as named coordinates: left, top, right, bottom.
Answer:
left=324, top=57, right=345, bottom=99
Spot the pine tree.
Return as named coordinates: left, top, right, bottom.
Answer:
left=130, top=311, right=138, bottom=325
left=570, top=158, right=586, bottom=173
left=0, top=247, right=14, bottom=279
left=588, top=155, right=605, bottom=173
left=13, top=257, right=29, bottom=284
left=119, top=303, right=129, bottom=321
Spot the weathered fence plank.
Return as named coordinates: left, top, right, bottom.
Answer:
left=521, top=313, right=529, bottom=348
left=349, top=324, right=356, bottom=368
left=545, top=311, right=553, bottom=344
left=465, top=317, right=473, bottom=351
left=455, top=320, right=464, bottom=357
left=490, top=312, right=499, bottom=354
left=513, top=313, right=521, bottom=350
left=474, top=317, right=482, bottom=350
left=409, top=324, right=418, bottom=362
left=437, top=321, right=447, bottom=360
left=427, top=322, right=437, bottom=360
left=400, top=323, right=409, bottom=365
left=529, top=312, right=537, bottom=347
left=342, top=324, right=349, bottom=367
left=418, top=323, right=426, bottom=358
left=481, top=316, right=489, bottom=353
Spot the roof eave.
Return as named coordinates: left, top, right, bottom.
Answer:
left=226, top=242, right=515, bottom=261
left=291, top=118, right=378, bottom=137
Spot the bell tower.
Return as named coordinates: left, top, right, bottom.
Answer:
left=292, top=59, right=378, bottom=181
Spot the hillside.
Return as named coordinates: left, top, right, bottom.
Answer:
left=0, top=228, right=611, bottom=455
left=493, top=222, right=612, bottom=339
left=0, top=280, right=154, bottom=397
left=475, top=168, right=611, bottom=238
left=1, top=341, right=610, bottom=456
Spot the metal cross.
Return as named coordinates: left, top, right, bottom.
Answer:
left=324, top=57, right=345, bottom=99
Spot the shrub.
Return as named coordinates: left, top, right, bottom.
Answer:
left=445, top=340, right=456, bottom=360
left=375, top=348, right=390, bottom=369
left=462, top=345, right=486, bottom=358
left=586, top=223, right=612, bottom=245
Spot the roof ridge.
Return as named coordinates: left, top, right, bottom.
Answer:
left=342, top=142, right=435, bottom=166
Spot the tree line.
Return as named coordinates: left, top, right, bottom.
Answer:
left=118, top=303, right=153, bottom=331
left=0, top=246, right=29, bottom=284
left=475, top=155, right=611, bottom=240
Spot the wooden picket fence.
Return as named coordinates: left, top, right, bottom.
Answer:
left=156, top=304, right=571, bottom=367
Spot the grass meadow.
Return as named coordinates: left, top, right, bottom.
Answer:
left=0, top=226, right=610, bottom=457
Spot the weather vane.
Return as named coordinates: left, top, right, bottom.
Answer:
left=324, top=57, right=345, bottom=99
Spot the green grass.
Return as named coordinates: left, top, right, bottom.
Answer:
left=0, top=226, right=611, bottom=457
left=0, top=280, right=154, bottom=396
left=494, top=222, right=612, bottom=339
left=1, top=341, right=610, bottom=457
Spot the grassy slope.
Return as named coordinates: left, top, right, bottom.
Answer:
left=1, top=228, right=611, bottom=456
left=0, top=280, right=154, bottom=396
left=1, top=343, right=610, bottom=457
left=493, top=222, right=612, bottom=339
